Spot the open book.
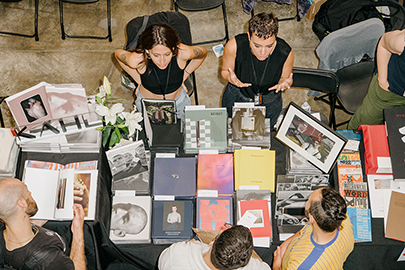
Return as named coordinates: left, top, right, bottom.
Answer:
left=23, top=160, right=98, bottom=220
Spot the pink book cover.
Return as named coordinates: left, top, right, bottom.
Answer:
left=197, top=197, right=232, bottom=230
left=5, top=82, right=52, bottom=129
left=197, top=154, right=234, bottom=197
left=239, top=199, right=271, bottom=238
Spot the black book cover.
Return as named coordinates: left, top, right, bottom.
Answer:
left=384, top=108, right=405, bottom=181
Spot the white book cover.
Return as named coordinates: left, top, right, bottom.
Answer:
left=23, top=160, right=98, bottom=220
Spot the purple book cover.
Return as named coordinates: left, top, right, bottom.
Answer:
left=197, top=154, right=234, bottom=197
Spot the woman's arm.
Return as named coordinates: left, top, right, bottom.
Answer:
left=179, top=44, right=207, bottom=82
left=268, top=50, right=294, bottom=93
left=376, top=29, right=405, bottom=91
left=115, top=49, right=143, bottom=85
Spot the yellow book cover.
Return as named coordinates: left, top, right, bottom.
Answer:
left=235, top=149, right=276, bottom=192
left=234, top=149, right=241, bottom=190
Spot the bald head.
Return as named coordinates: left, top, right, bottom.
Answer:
left=0, top=178, right=30, bottom=222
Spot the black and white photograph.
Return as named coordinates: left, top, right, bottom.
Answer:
left=106, top=140, right=150, bottom=193
left=275, top=102, right=347, bottom=173
left=109, top=196, right=151, bottom=244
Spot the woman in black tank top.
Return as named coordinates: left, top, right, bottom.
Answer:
left=115, top=23, right=207, bottom=115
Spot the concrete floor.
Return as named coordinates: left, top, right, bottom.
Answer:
left=0, top=0, right=351, bottom=129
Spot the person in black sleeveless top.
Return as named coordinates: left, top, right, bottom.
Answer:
left=221, top=13, right=294, bottom=128
left=0, top=178, right=86, bottom=270
left=115, top=23, right=207, bottom=120
left=348, top=29, right=405, bottom=129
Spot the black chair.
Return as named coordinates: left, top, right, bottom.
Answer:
left=0, top=0, right=39, bottom=41
left=123, top=11, right=199, bottom=105
left=0, top=96, right=7, bottom=128
left=291, top=67, right=339, bottom=129
left=173, top=0, right=229, bottom=45
left=59, top=0, right=112, bottom=41
left=250, top=0, right=300, bottom=22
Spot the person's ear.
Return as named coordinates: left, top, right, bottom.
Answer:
left=17, top=198, right=27, bottom=209
left=113, top=230, right=126, bottom=237
left=308, top=213, right=315, bottom=224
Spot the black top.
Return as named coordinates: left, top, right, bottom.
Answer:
left=0, top=223, right=74, bottom=270
left=234, top=33, right=292, bottom=99
left=140, top=57, right=184, bottom=96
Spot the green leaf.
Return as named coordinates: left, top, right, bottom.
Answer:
left=96, top=126, right=104, bottom=131
left=116, top=117, right=125, bottom=125
left=102, top=126, right=112, bottom=148
left=95, top=96, right=103, bottom=104
left=116, top=124, right=126, bottom=129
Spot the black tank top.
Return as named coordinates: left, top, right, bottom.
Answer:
left=234, top=33, right=291, bottom=99
left=140, top=57, right=184, bottom=95
left=387, top=47, right=405, bottom=96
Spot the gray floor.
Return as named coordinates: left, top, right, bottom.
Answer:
left=0, top=0, right=351, bottom=129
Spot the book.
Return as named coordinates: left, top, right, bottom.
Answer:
left=0, top=128, right=19, bottom=178
left=197, top=154, right=234, bottom=197
left=346, top=208, right=372, bottom=242
left=109, top=195, right=152, bottom=244
left=287, top=149, right=323, bottom=175
left=337, top=153, right=363, bottom=197
left=22, top=160, right=98, bottom=220
left=184, top=106, right=227, bottom=154
left=196, top=197, right=233, bottom=230
left=384, top=108, right=405, bottom=181
left=234, top=149, right=276, bottom=192
left=106, top=140, right=150, bottom=194
left=228, top=103, right=270, bottom=150
left=239, top=200, right=271, bottom=239
left=152, top=200, right=193, bottom=244
left=358, top=125, right=392, bottom=174
left=142, top=99, right=177, bottom=125
left=385, top=190, right=405, bottom=242
left=5, top=82, right=89, bottom=130
left=153, top=157, right=196, bottom=199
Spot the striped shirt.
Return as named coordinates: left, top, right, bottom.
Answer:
left=282, top=216, right=354, bottom=270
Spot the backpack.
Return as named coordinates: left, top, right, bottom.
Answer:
left=0, top=245, right=55, bottom=270
left=313, top=0, right=405, bottom=40
left=121, top=11, right=193, bottom=92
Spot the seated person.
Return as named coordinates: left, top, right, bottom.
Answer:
left=115, top=23, right=207, bottom=120
left=0, top=178, right=86, bottom=270
left=158, top=225, right=270, bottom=269
left=273, top=186, right=354, bottom=270
left=348, top=29, right=405, bottom=129
left=221, top=12, right=294, bottom=127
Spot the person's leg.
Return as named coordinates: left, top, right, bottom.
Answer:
left=175, top=86, right=191, bottom=120
left=221, top=83, right=252, bottom=117
left=262, top=91, right=282, bottom=128
left=134, top=85, right=143, bottom=112
left=348, top=74, right=405, bottom=129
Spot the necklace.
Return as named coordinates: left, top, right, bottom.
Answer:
left=4, top=226, right=38, bottom=245
left=153, top=60, right=172, bottom=100
left=250, top=52, right=271, bottom=95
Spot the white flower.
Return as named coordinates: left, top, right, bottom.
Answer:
left=103, top=76, right=111, bottom=95
left=95, top=103, right=124, bottom=125
left=122, top=110, right=143, bottom=136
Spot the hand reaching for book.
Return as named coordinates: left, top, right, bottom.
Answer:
left=74, top=180, right=89, bottom=215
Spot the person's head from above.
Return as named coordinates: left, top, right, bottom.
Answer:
left=210, top=225, right=253, bottom=270
left=0, top=178, right=38, bottom=223
left=110, top=203, right=147, bottom=237
left=305, top=186, right=346, bottom=232
left=138, top=23, right=181, bottom=70
left=171, top=206, right=177, bottom=213
left=248, top=12, right=279, bottom=61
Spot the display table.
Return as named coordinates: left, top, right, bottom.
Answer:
left=15, top=134, right=405, bottom=269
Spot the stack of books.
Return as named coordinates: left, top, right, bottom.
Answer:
left=0, top=128, right=19, bottom=180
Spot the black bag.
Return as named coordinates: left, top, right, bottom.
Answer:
left=313, top=0, right=405, bottom=40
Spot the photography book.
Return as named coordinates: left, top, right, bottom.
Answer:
left=23, top=160, right=98, bottom=220
left=152, top=200, right=193, bottom=244
left=6, top=82, right=89, bottom=130
left=142, top=99, right=177, bottom=125
left=0, top=128, right=19, bottom=178
left=184, top=106, right=227, bottom=154
left=228, top=103, right=270, bottom=150
left=197, top=154, right=234, bottom=197
left=196, top=197, right=233, bottom=230
left=106, top=140, right=150, bottom=194
left=384, top=108, right=405, bottom=181
left=234, top=149, right=276, bottom=192
left=287, top=149, right=323, bottom=175
left=109, top=195, right=152, bottom=244
left=153, top=157, right=196, bottom=199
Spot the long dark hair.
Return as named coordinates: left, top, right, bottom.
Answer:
left=135, top=23, right=181, bottom=62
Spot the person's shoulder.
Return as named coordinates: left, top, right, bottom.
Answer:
left=244, top=257, right=271, bottom=270
left=42, top=248, right=74, bottom=270
left=276, top=37, right=292, bottom=51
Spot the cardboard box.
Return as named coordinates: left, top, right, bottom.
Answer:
left=306, top=0, right=328, bottom=20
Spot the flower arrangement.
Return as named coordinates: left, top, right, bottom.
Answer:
left=94, top=76, right=142, bottom=149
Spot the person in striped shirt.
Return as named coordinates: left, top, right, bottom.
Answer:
left=273, top=186, right=354, bottom=270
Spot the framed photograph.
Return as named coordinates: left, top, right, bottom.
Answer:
left=275, top=102, right=347, bottom=173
